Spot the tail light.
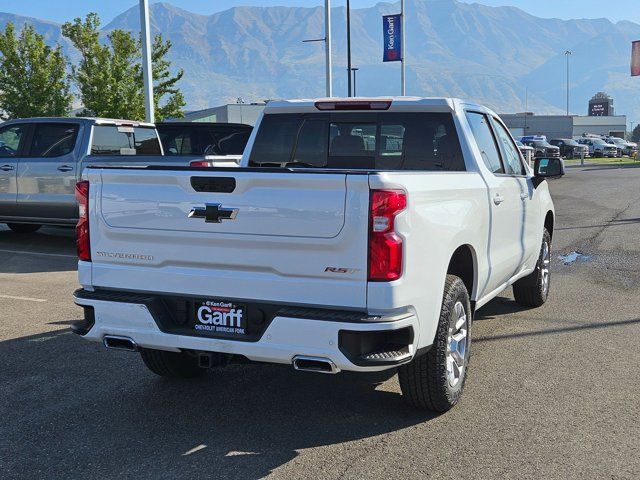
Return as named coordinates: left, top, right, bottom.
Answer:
left=75, top=181, right=90, bottom=261
left=190, top=160, right=211, bottom=167
left=368, top=190, right=406, bottom=281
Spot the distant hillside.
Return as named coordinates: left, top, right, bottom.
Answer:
left=2, top=0, right=639, bottom=123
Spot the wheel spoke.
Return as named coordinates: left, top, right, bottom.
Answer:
left=446, top=301, right=469, bottom=387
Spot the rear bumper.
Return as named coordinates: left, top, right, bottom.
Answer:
left=73, top=289, right=421, bottom=372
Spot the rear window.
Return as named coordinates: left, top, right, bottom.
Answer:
left=248, top=113, right=466, bottom=171
left=90, top=125, right=161, bottom=155
left=158, top=125, right=251, bottom=156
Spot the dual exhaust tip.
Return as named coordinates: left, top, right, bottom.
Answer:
left=103, top=337, right=339, bottom=375
left=292, top=355, right=340, bottom=374
left=103, top=335, right=137, bottom=352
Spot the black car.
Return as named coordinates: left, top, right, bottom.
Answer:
left=549, top=138, right=589, bottom=159
left=156, top=122, right=253, bottom=157
left=522, top=139, right=561, bottom=158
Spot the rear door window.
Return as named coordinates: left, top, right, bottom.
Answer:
left=29, top=123, right=78, bottom=157
left=249, top=112, right=465, bottom=171
left=90, top=126, right=161, bottom=155
left=465, top=112, right=504, bottom=174
left=158, top=126, right=251, bottom=156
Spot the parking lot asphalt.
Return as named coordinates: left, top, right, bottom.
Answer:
left=0, top=164, right=639, bottom=480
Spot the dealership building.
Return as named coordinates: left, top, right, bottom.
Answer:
left=501, top=92, right=628, bottom=140
left=170, top=102, right=266, bottom=125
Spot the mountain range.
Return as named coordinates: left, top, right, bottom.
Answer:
left=1, top=0, right=639, bottom=124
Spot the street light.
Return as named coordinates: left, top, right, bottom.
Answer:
left=565, top=50, right=572, bottom=116
left=301, top=0, right=332, bottom=97
left=139, top=0, right=154, bottom=123
left=346, top=0, right=352, bottom=97
left=351, top=67, right=359, bottom=96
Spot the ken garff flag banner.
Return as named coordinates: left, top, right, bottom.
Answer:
left=383, top=14, right=402, bottom=62
left=632, top=41, right=640, bottom=76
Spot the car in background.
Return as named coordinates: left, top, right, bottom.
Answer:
left=0, top=117, right=195, bottom=233
left=156, top=122, right=252, bottom=167
left=549, top=138, right=589, bottom=159
left=576, top=137, right=618, bottom=158
left=520, top=136, right=561, bottom=158
left=604, top=136, right=637, bottom=157
left=515, top=140, right=535, bottom=164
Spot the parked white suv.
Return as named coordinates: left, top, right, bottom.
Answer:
left=72, top=98, right=561, bottom=412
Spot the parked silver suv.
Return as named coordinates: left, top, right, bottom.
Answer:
left=0, top=117, right=187, bottom=233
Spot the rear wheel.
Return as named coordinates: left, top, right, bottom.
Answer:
left=6, top=223, right=42, bottom=233
left=139, top=348, right=206, bottom=378
left=513, top=228, right=551, bottom=307
left=398, top=275, right=472, bottom=412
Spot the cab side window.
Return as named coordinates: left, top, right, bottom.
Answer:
left=30, top=124, right=79, bottom=157
left=0, top=124, right=27, bottom=158
left=465, top=112, right=504, bottom=174
left=491, top=119, right=526, bottom=175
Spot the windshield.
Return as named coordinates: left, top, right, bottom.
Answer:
left=533, top=141, right=553, bottom=148
left=563, top=139, right=579, bottom=146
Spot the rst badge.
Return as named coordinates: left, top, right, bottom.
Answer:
left=195, top=300, right=247, bottom=335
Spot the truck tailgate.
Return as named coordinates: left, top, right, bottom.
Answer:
left=86, top=168, right=370, bottom=309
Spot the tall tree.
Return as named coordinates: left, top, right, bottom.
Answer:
left=0, top=22, right=72, bottom=119
left=62, top=13, right=184, bottom=121
left=632, top=125, right=640, bottom=143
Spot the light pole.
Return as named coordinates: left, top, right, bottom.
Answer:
left=565, top=50, right=572, bottom=116
left=401, top=0, right=406, bottom=95
left=302, top=1, right=333, bottom=97
left=139, top=0, right=154, bottom=123
left=346, top=0, right=352, bottom=97
left=351, top=67, right=359, bottom=96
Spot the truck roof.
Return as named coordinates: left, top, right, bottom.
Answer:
left=264, top=97, right=496, bottom=115
left=1, top=117, right=155, bottom=127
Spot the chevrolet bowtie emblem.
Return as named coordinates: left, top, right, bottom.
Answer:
left=188, top=204, right=238, bottom=223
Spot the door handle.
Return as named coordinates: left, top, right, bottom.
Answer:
left=57, top=165, right=73, bottom=172
left=0, top=164, right=14, bottom=171
left=493, top=194, right=504, bottom=205
left=520, top=192, right=529, bottom=200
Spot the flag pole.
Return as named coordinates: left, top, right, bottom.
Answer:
left=401, top=0, right=406, bottom=96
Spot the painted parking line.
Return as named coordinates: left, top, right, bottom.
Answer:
left=0, top=248, right=76, bottom=259
left=0, top=294, right=46, bottom=303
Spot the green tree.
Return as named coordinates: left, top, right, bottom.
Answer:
left=62, top=13, right=184, bottom=121
left=0, top=22, right=72, bottom=119
left=632, top=125, right=640, bottom=143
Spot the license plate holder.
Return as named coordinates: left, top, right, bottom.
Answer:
left=193, top=300, right=248, bottom=336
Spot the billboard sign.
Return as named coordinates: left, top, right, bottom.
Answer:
left=383, top=14, right=402, bottom=62
left=632, top=40, right=640, bottom=76
left=589, top=101, right=608, bottom=116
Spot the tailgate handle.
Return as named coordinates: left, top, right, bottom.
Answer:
left=191, top=176, right=236, bottom=193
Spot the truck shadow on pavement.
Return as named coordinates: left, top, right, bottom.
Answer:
left=0, top=329, right=435, bottom=479
left=0, top=227, right=77, bottom=274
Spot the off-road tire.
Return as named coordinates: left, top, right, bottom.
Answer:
left=140, top=348, right=205, bottom=378
left=6, top=223, right=42, bottom=233
left=513, top=228, right=551, bottom=308
left=398, top=275, right=472, bottom=412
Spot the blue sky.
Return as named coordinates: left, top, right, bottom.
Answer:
left=0, top=1, right=638, bottom=25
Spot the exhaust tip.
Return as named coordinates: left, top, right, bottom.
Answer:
left=292, top=355, right=340, bottom=374
left=103, top=335, right=137, bottom=352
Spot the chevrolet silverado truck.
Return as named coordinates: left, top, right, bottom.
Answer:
left=72, top=98, right=563, bottom=412
left=0, top=117, right=198, bottom=232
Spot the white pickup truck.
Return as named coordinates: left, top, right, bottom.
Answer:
left=73, top=98, right=563, bottom=412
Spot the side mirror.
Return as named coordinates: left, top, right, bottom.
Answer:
left=533, top=157, right=564, bottom=187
